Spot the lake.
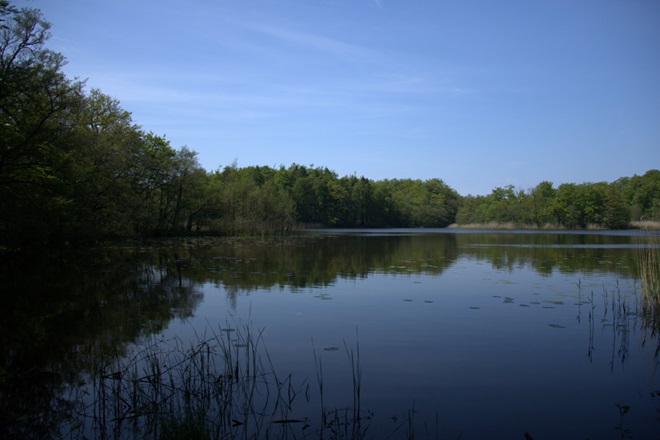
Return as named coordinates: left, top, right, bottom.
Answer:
left=1, top=229, right=659, bottom=439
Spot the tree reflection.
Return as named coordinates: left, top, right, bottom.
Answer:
left=0, top=231, right=654, bottom=437
left=0, top=250, right=202, bottom=437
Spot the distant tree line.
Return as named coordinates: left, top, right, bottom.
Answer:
left=456, top=170, right=660, bottom=229
left=1, top=3, right=658, bottom=248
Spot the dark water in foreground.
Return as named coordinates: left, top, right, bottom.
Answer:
left=1, top=229, right=659, bottom=439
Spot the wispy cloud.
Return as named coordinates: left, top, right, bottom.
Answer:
left=81, top=64, right=474, bottom=131
left=350, top=74, right=474, bottom=96
left=243, top=22, right=374, bottom=59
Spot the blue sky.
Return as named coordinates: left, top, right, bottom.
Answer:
left=15, top=0, right=660, bottom=195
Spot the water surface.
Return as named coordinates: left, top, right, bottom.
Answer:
left=1, top=229, right=658, bottom=439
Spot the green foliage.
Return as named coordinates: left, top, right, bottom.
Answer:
left=454, top=172, right=660, bottom=229
left=0, top=5, right=83, bottom=246
left=1, top=3, right=658, bottom=248
left=208, top=164, right=295, bottom=234
left=380, top=178, right=459, bottom=227
left=626, top=170, right=660, bottom=221
left=0, top=4, right=212, bottom=246
left=206, top=164, right=461, bottom=230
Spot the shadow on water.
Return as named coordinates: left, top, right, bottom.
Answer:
left=0, top=230, right=658, bottom=438
left=0, top=249, right=203, bottom=438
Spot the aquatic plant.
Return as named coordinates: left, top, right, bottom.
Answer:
left=311, top=333, right=372, bottom=440
left=82, top=324, right=299, bottom=439
left=31, top=310, right=657, bottom=440
left=638, top=232, right=660, bottom=318
left=72, top=324, right=381, bottom=439
left=614, top=404, right=633, bottom=440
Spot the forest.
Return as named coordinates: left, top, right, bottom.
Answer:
left=1, top=3, right=659, bottom=248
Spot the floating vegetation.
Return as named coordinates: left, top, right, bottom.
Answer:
left=520, top=304, right=530, bottom=307
left=403, top=299, right=413, bottom=302
left=469, top=306, right=481, bottom=310
left=424, top=300, right=434, bottom=304
left=503, top=297, right=515, bottom=304
left=498, top=279, right=517, bottom=284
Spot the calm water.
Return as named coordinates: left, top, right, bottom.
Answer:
left=1, top=229, right=659, bottom=439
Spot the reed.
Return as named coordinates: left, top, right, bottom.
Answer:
left=83, top=324, right=305, bottom=439
left=59, top=313, right=645, bottom=439
left=448, top=221, right=571, bottom=230
left=638, top=232, right=660, bottom=318
left=631, top=220, right=660, bottom=230
left=76, top=325, right=378, bottom=439
left=311, top=334, right=372, bottom=440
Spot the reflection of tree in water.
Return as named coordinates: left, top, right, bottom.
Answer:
left=454, top=232, right=640, bottom=278
left=175, top=233, right=640, bottom=298
left=0, top=250, right=202, bottom=438
left=0, top=232, right=652, bottom=437
left=142, top=233, right=644, bottom=303
left=178, top=234, right=460, bottom=301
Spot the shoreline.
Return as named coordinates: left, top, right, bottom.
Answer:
left=448, top=220, right=660, bottom=230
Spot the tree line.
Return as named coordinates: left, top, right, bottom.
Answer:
left=456, top=171, right=660, bottom=229
left=1, top=3, right=658, bottom=248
